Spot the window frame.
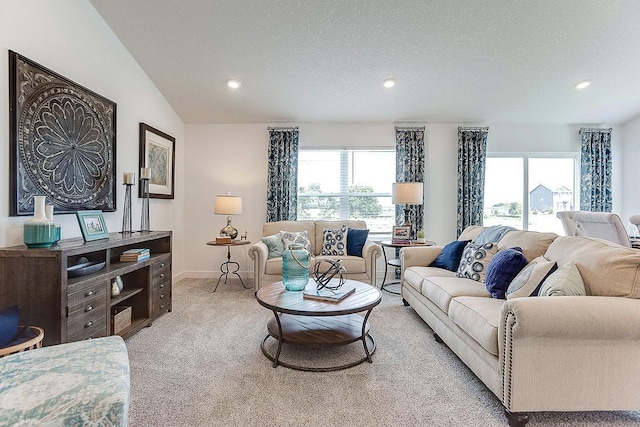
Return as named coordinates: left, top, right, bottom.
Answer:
left=486, top=152, right=580, bottom=231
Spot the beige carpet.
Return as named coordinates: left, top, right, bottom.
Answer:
left=125, top=278, right=640, bottom=426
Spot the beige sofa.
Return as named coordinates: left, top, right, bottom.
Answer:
left=248, top=220, right=382, bottom=291
left=400, top=225, right=640, bottom=426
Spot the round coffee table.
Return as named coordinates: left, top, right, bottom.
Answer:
left=256, top=279, right=382, bottom=372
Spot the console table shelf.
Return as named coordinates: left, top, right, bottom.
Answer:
left=0, top=231, right=172, bottom=346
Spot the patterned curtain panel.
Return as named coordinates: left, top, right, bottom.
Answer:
left=266, top=127, right=299, bottom=222
left=456, top=127, right=488, bottom=237
left=580, top=127, right=612, bottom=212
left=395, top=127, right=425, bottom=233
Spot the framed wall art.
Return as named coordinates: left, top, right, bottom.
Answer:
left=76, top=210, right=109, bottom=241
left=8, top=51, right=117, bottom=216
left=139, top=123, right=175, bottom=199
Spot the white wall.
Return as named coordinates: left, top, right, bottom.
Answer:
left=0, top=1, right=185, bottom=274
left=620, top=114, right=640, bottom=228
left=182, top=122, right=605, bottom=280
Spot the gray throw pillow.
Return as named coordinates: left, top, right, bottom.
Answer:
left=261, top=233, right=285, bottom=259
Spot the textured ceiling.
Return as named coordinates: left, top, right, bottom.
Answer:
left=89, top=0, right=640, bottom=125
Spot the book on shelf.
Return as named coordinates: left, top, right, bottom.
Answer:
left=302, top=286, right=355, bottom=302
left=120, top=248, right=150, bottom=262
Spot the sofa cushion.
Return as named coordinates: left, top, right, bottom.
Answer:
left=448, top=296, right=504, bottom=356
left=422, top=276, right=491, bottom=314
left=538, top=262, right=586, bottom=296
left=346, top=228, right=369, bottom=257
left=281, top=230, right=313, bottom=254
left=264, top=220, right=315, bottom=251
left=456, top=242, right=499, bottom=282
left=484, top=247, right=528, bottom=299
left=458, top=225, right=484, bottom=241
left=429, top=240, right=470, bottom=271
left=506, top=256, right=557, bottom=299
left=498, top=230, right=558, bottom=262
left=403, top=267, right=456, bottom=292
left=261, top=233, right=285, bottom=259
left=544, top=235, right=640, bottom=298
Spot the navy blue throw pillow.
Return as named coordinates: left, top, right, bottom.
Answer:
left=347, top=228, right=370, bottom=257
left=485, top=247, right=528, bottom=299
left=0, top=305, right=20, bottom=347
left=429, top=240, right=471, bottom=272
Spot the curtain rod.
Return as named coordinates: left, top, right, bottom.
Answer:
left=458, top=126, right=489, bottom=132
left=395, top=126, right=425, bottom=131
left=267, top=126, right=299, bottom=131
left=579, top=127, right=612, bottom=134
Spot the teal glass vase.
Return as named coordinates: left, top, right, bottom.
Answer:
left=23, top=196, right=57, bottom=248
left=282, top=243, right=310, bottom=291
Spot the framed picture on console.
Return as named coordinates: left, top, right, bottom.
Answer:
left=8, top=51, right=117, bottom=216
left=76, top=210, right=109, bottom=241
left=139, top=123, right=175, bottom=199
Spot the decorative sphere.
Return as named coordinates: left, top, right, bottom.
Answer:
left=313, top=259, right=346, bottom=290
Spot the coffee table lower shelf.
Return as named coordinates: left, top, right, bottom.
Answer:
left=261, top=314, right=376, bottom=372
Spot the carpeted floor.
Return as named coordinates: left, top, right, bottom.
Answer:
left=125, top=278, right=640, bottom=426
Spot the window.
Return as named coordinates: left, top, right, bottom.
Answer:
left=297, top=149, right=395, bottom=236
left=484, top=154, right=578, bottom=234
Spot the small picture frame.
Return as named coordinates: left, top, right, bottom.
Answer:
left=76, top=210, right=109, bottom=242
left=392, top=225, right=411, bottom=240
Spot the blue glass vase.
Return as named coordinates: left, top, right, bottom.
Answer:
left=282, top=243, right=310, bottom=291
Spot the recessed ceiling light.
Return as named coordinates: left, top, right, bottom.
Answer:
left=226, top=79, right=241, bottom=89
left=574, top=80, right=591, bottom=90
left=383, top=78, right=396, bottom=88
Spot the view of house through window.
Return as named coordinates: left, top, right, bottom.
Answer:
left=484, top=155, right=577, bottom=234
left=297, top=149, right=395, bottom=237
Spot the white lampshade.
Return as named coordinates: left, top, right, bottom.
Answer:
left=392, top=182, right=424, bottom=205
left=214, top=195, right=242, bottom=215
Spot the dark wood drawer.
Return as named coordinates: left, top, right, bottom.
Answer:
left=153, top=276, right=171, bottom=292
left=67, top=295, right=107, bottom=336
left=152, top=261, right=171, bottom=283
left=67, top=281, right=107, bottom=307
left=67, top=317, right=107, bottom=342
left=152, top=288, right=171, bottom=319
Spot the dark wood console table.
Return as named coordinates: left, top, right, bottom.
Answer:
left=0, top=231, right=172, bottom=346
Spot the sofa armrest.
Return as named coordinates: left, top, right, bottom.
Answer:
left=500, top=296, right=640, bottom=341
left=248, top=241, right=269, bottom=291
left=400, top=245, right=443, bottom=269
left=362, top=240, right=382, bottom=286
left=499, top=296, right=640, bottom=412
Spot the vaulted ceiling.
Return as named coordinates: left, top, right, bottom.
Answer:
left=90, top=0, right=640, bottom=125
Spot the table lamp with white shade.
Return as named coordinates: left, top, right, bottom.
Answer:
left=214, top=194, right=242, bottom=240
left=392, top=182, right=424, bottom=239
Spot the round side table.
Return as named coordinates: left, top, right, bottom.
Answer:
left=379, top=240, right=435, bottom=294
left=206, top=240, right=251, bottom=292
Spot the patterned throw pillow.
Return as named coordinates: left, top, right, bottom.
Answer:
left=321, top=226, right=348, bottom=256
left=506, top=256, right=557, bottom=299
left=281, top=230, right=313, bottom=254
left=456, top=242, right=499, bottom=282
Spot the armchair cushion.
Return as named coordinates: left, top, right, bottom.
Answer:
left=261, top=233, right=285, bottom=259
left=321, top=226, right=348, bottom=256
left=346, top=228, right=369, bottom=257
